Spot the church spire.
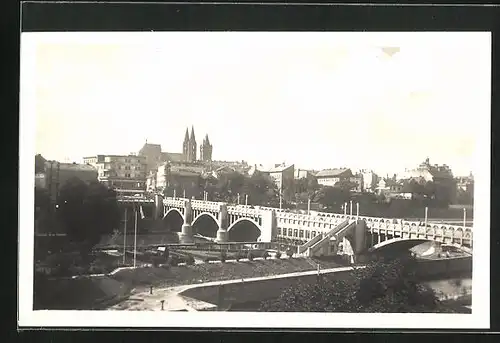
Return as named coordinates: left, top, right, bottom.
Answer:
left=190, top=125, right=196, bottom=142
left=205, top=134, right=210, bottom=145
left=184, top=127, right=189, bottom=142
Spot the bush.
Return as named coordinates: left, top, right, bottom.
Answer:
left=275, top=251, right=282, bottom=259
left=260, top=255, right=450, bottom=313
left=220, top=251, right=227, bottom=263
left=262, top=251, right=269, bottom=260
left=168, top=256, right=179, bottom=267
left=235, top=252, right=241, bottom=262
left=185, top=254, right=195, bottom=266
left=152, top=256, right=163, bottom=267
left=247, top=251, right=254, bottom=261
left=286, top=248, right=294, bottom=258
left=88, top=265, right=104, bottom=275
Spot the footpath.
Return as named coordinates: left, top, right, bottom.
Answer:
left=108, top=265, right=359, bottom=312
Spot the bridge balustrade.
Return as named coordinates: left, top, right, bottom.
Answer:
left=160, top=197, right=473, bottom=247
left=227, top=207, right=262, bottom=218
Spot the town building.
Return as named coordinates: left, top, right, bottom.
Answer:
left=138, top=142, right=183, bottom=176
left=360, top=169, right=379, bottom=192
left=397, top=158, right=457, bottom=205
left=83, top=154, right=147, bottom=196
left=139, top=126, right=215, bottom=175
left=349, top=173, right=364, bottom=192
left=315, top=168, right=353, bottom=187
left=40, top=160, right=98, bottom=203
left=259, top=163, right=295, bottom=201
left=148, top=162, right=203, bottom=198
left=294, top=169, right=316, bottom=180
left=376, top=178, right=405, bottom=197
left=209, top=160, right=249, bottom=174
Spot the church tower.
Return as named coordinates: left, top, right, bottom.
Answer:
left=200, top=134, right=213, bottom=162
left=182, top=127, right=190, bottom=161
left=189, top=126, right=197, bottom=162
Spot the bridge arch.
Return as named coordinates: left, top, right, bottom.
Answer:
left=227, top=218, right=262, bottom=242
left=162, top=208, right=184, bottom=232
left=368, top=238, right=438, bottom=257
left=192, top=212, right=220, bottom=238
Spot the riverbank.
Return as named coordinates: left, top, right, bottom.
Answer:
left=34, top=256, right=348, bottom=310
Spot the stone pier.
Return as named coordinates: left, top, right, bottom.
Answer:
left=179, top=199, right=194, bottom=244
left=216, top=203, right=229, bottom=243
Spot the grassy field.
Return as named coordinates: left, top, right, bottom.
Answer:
left=111, top=257, right=348, bottom=290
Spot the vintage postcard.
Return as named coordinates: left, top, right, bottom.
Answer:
left=19, top=31, right=490, bottom=329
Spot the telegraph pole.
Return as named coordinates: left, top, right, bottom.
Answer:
left=123, top=207, right=128, bottom=265
left=133, top=206, right=138, bottom=268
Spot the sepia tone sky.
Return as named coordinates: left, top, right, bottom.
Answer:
left=27, top=32, right=490, bottom=177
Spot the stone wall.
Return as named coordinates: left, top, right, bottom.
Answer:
left=180, top=267, right=356, bottom=307
left=180, top=257, right=472, bottom=308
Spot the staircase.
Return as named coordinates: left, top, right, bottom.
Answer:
left=297, top=233, right=323, bottom=255
left=307, top=220, right=353, bottom=257
left=297, top=220, right=355, bottom=257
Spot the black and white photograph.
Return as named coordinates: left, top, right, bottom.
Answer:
left=19, top=30, right=490, bottom=329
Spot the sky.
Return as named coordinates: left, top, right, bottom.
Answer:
left=25, top=32, right=490, bottom=177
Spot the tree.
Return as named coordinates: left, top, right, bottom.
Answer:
left=294, top=177, right=320, bottom=204
left=260, top=254, right=459, bottom=313
left=57, top=178, right=120, bottom=258
left=335, top=179, right=358, bottom=192
left=312, top=186, right=350, bottom=211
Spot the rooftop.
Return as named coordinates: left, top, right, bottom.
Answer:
left=315, top=168, right=352, bottom=178
left=266, top=163, right=294, bottom=173
left=45, top=161, right=97, bottom=172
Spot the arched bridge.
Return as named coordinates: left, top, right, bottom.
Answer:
left=117, top=195, right=473, bottom=254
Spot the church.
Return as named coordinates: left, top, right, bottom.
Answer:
left=138, top=125, right=213, bottom=175
left=182, top=126, right=213, bottom=163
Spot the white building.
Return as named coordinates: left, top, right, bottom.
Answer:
left=83, top=154, right=147, bottom=195
left=360, top=169, right=379, bottom=192
left=315, top=168, right=353, bottom=187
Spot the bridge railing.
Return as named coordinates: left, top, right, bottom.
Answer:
left=117, top=196, right=155, bottom=204
left=162, top=197, right=473, bottom=241
left=164, top=198, right=189, bottom=208
left=227, top=206, right=263, bottom=218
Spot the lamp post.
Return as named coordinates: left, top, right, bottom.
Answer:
left=123, top=207, right=128, bottom=264
left=349, top=200, right=353, bottom=216
left=307, top=198, right=311, bottom=215
left=463, top=208, right=466, bottom=228
left=344, top=202, right=347, bottom=215
left=183, top=189, right=186, bottom=198
left=237, top=193, right=240, bottom=205
left=173, top=189, right=176, bottom=199
left=424, top=207, right=428, bottom=228
left=245, top=194, right=249, bottom=206
left=356, top=202, right=359, bottom=219
left=133, top=206, right=138, bottom=268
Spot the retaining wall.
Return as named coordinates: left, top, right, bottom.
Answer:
left=180, top=256, right=472, bottom=308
